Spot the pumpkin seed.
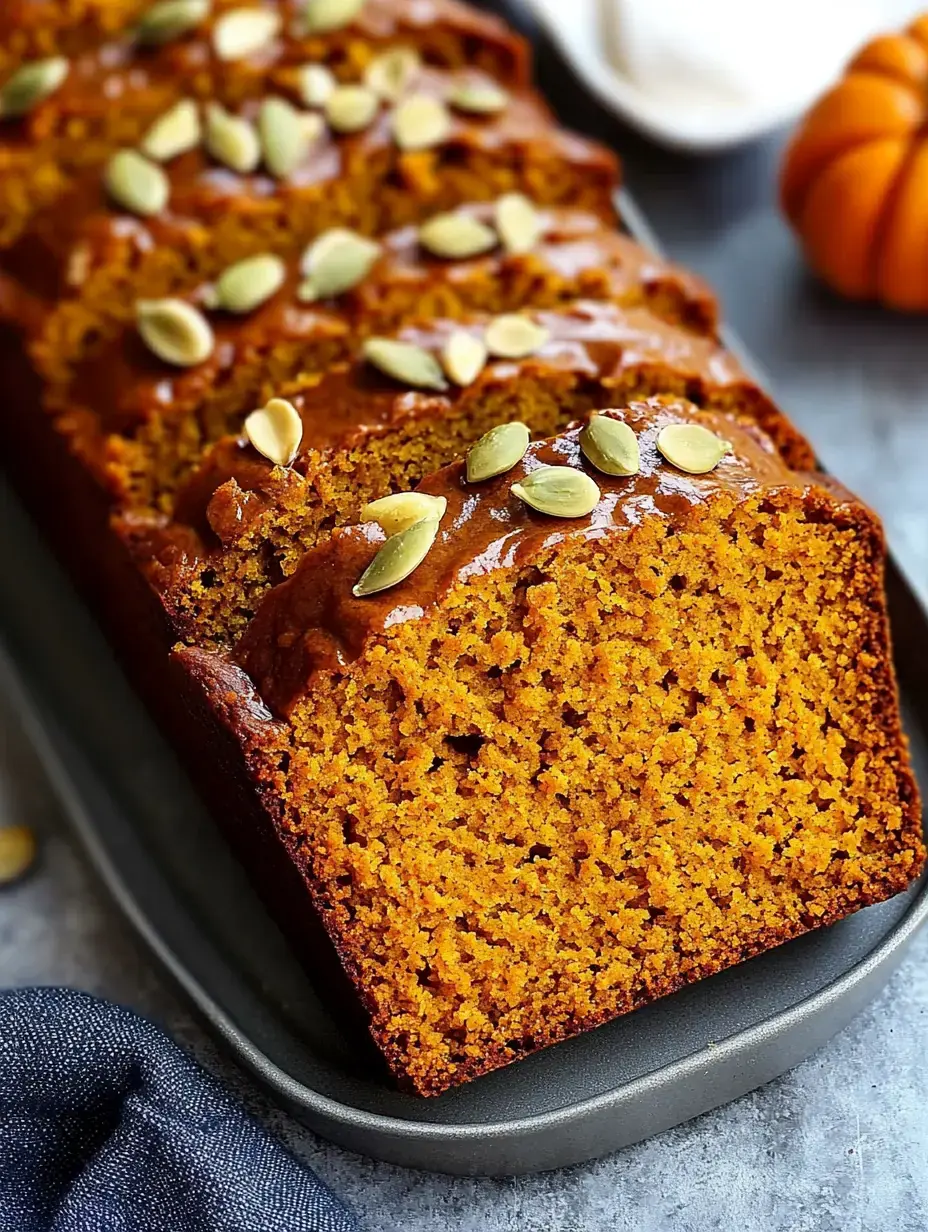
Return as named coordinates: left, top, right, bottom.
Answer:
left=325, top=83, right=379, bottom=133
left=140, top=98, right=201, bottom=161
left=204, top=102, right=261, bottom=172
left=448, top=78, right=508, bottom=115
left=0, top=825, right=37, bottom=885
left=135, top=0, right=210, bottom=45
left=484, top=313, right=549, bottom=359
left=392, top=93, right=451, bottom=150
left=362, top=491, right=447, bottom=536
left=301, top=0, right=364, bottom=34
left=495, top=192, right=544, bottom=255
left=466, top=421, right=529, bottom=482
left=0, top=57, right=69, bottom=117
left=298, top=63, right=336, bottom=107
left=442, top=330, right=487, bottom=387
left=363, top=338, right=448, bottom=390
left=214, top=252, right=286, bottom=313
left=244, top=397, right=303, bottom=466
left=104, top=149, right=169, bottom=216
left=259, top=97, right=321, bottom=177
left=137, top=297, right=214, bottom=366
left=511, top=465, right=600, bottom=518
left=656, top=422, right=732, bottom=474
left=212, top=7, right=281, bottom=59
left=419, top=211, right=497, bottom=260
left=298, top=228, right=380, bottom=299
left=580, top=414, right=640, bottom=477
left=352, top=516, right=440, bottom=597
left=364, top=46, right=420, bottom=101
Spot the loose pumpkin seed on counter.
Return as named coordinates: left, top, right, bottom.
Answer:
left=298, top=63, right=336, bottom=108
left=214, top=253, right=286, bottom=313
left=245, top=397, right=303, bottom=466
left=0, top=58, right=69, bottom=118
left=212, top=7, right=282, bottom=60
left=362, top=492, right=447, bottom=536
left=364, top=47, right=421, bottom=102
left=259, top=98, right=322, bottom=178
left=484, top=313, right=550, bottom=359
left=0, top=825, right=37, bottom=887
left=511, top=465, right=601, bottom=518
left=657, top=423, right=732, bottom=474
left=442, top=329, right=487, bottom=386
left=301, top=0, right=366, bottom=34
left=448, top=79, right=508, bottom=115
left=204, top=102, right=261, bottom=173
left=137, top=298, right=214, bottom=366
left=135, top=0, right=210, bottom=45
left=104, top=149, right=170, bottom=216
left=363, top=338, right=448, bottom=390
left=299, top=228, right=381, bottom=300
left=141, top=99, right=202, bottom=162
left=392, top=94, right=452, bottom=151
left=419, top=211, right=497, bottom=260
left=495, top=193, right=545, bottom=255
left=580, top=414, right=640, bottom=477
left=325, top=84, right=379, bottom=134
left=466, top=421, right=530, bottom=482
left=353, top=515, right=441, bottom=597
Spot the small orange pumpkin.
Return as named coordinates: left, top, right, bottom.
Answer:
left=781, top=13, right=928, bottom=310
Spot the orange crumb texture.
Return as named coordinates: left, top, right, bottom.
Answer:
left=0, top=0, right=923, bottom=1100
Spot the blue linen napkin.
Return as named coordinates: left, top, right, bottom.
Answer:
left=0, top=987, right=358, bottom=1232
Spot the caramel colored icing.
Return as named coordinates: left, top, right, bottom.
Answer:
left=235, top=398, right=832, bottom=716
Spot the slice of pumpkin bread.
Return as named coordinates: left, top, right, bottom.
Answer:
left=51, top=211, right=717, bottom=511
left=0, top=0, right=529, bottom=242
left=117, top=304, right=813, bottom=647
left=176, top=398, right=924, bottom=1095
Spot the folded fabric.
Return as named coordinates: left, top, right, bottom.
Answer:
left=0, top=987, right=358, bottom=1232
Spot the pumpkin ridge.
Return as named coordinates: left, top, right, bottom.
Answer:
left=867, top=133, right=926, bottom=304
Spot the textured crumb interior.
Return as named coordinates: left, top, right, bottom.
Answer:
left=263, top=490, right=920, bottom=1095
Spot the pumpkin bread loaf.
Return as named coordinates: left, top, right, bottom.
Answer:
left=52, top=210, right=717, bottom=510
left=176, top=398, right=924, bottom=1095
left=118, top=306, right=813, bottom=647
left=0, top=0, right=529, bottom=243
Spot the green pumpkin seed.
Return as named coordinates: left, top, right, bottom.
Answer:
left=137, top=297, right=214, bottom=366
left=484, top=313, right=549, bottom=359
left=364, top=46, right=420, bottom=101
left=352, top=516, right=440, bottom=597
left=212, top=6, right=281, bottom=59
left=0, top=57, right=69, bottom=117
left=298, top=63, right=336, bottom=107
left=204, top=102, right=261, bottom=172
left=656, top=422, right=732, bottom=474
left=419, top=211, right=497, bottom=260
left=214, top=253, right=286, bottom=313
left=140, top=98, right=201, bottom=161
left=0, top=824, right=37, bottom=885
left=442, top=330, right=487, bottom=387
left=104, top=149, right=170, bottom=216
left=495, top=192, right=544, bottom=255
left=363, top=338, right=448, bottom=391
left=580, top=414, right=640, bottom=477
left=362, top=491, right=447, bottom=536
left=244, top=397, right=303, bottom=466
left=298, top=228, right=381, bottom=299
left=301, top=0, right=365, bottom=34
left=325, top=83, right=379, bottom=133
left=258, top=97, right=322, bottom=178
left=447, top=78, right=508, bottom=115
left=466, top=421, right=529, bottom=482
left=392, top=93, right=451, bottom=150
left=511, top=465, right=600, bottom=518
left=135, top=0, right=210, bottom=45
